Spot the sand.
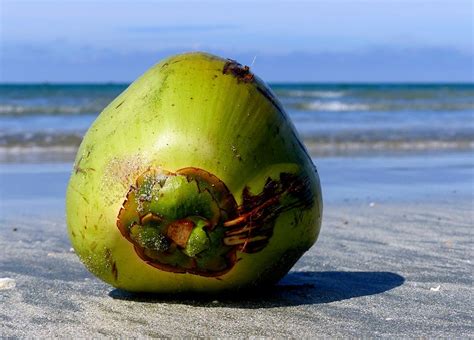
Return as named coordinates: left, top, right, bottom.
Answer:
left=0, top=152, right=472, bottom=337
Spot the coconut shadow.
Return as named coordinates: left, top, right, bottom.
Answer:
left=108, top=271, right=405, bottom=308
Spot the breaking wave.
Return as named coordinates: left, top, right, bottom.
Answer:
left=0, top=129, right=471, bottom=159
left=275, top=90, right=346, bottom=98
left=291, top=100, right=474, bottom=112
left=0, top=104, right=104, bottom=115
left=0, top=131, right=84, bottom=148
left=295, top=101, right=371, bottom=112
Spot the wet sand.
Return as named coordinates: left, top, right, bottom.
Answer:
left=0, top=152, right=472, bottom=337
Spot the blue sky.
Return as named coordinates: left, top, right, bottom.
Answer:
left=1, top=0, right=472, bottom=82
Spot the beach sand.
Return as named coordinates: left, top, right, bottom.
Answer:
left=0, top=152, right=472, bottom=337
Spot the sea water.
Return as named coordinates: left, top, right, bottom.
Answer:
left=0, top=83, right=472, bottom=160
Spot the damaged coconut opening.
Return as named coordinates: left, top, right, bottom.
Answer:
left=117, top=167, right=313, bottom=277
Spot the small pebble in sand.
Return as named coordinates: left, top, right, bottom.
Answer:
left=369, top=202, right=375, bottom=207
left=0, top=278, right=16, bottom=290
left=12, top=227, right=18, bottom=232
left=430, top=285, right=441, bottom=292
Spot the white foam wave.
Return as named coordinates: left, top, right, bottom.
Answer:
left=283, top=90, right=346, bottom=98
left=0, top=104, right=92, bottom=115
left=299, top=100, right=371, bottom=112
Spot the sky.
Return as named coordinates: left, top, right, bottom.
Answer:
left=1, top=0, right=473, bottom=83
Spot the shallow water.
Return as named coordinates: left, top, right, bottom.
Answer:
left=1, top=151, right=471, bottom=222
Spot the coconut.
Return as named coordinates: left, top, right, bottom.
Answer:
left=66, top=52, right=322, bottom=293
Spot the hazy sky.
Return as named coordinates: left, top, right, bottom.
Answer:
left=1, top=0, right=473, bottom=82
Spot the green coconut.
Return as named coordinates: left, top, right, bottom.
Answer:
left=66, top=52, right=323, bottom=293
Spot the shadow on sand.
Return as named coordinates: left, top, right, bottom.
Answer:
left=109, top=271, right=405, bottom=308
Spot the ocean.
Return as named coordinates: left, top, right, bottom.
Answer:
left=0, top=83, right=472, bottom=162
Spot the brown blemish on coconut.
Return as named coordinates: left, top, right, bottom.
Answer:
left=115, top=100, right=125, bottom=109
left=73, top=147, right=96, bottom=176
left=111, top=261, right=118, bottom=281
left=73, top=157, right=96, bottom=175
left=69, top=185, right=89, bottom=205
left=104, top=247, right=118, bottom=281
left=223, top=59, right=254, bottom=83
left=116, top=166, right=313, bottom=277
